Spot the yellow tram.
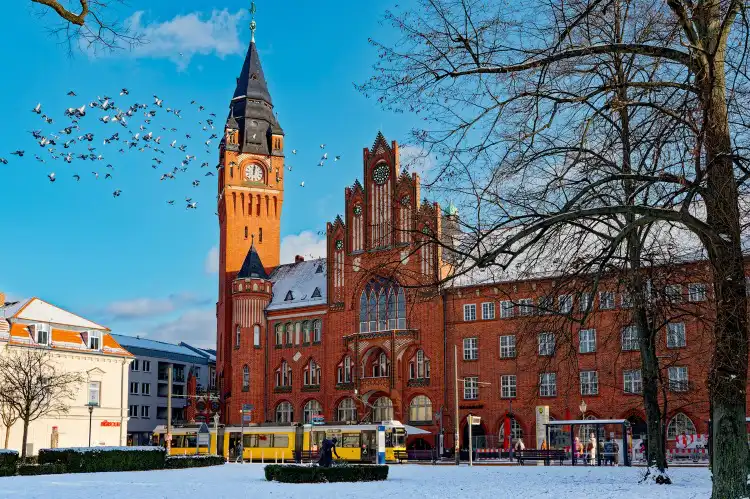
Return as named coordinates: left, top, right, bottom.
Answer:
left=153, top=421, right=409, bottom=463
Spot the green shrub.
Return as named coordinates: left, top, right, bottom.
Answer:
left=265, top=464, right=388, bottom=483
left=165, top=455, right=225, bottom=469
left=38, top=446, right=166, bottom=473
left=0, top=450, right=18, bottom=477
left=17, top=463, right=67, bottom=476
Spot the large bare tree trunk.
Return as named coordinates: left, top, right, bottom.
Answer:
left=4, top=425, right=10, bottom=449
left=701, top=24, right=749, bottom=498
left=20, top=418, right=29, bottom=460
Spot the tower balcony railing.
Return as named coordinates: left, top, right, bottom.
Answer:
left=359, top=376, right=391, bottom=393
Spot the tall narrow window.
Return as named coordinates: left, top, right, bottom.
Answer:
left=313, top=320, right=322, bottom=343
left=259, top=228, right=263, bottom=242
left=275, top=324, right=283, bottom=346
left=359, top=279, right=407, bottom=332
left=235, top=326, right=241, bottom=347
left=302, top=321, right=311, bottom=344
left=242, top=365, right=249, bottom=391
left=253, top=325, right=260, bottom=347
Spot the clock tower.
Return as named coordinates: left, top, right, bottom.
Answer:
left=216, top=13, right=284, bottom=420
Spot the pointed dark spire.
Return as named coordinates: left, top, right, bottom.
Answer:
left=237, top=243, right=269, bottom=280
left=232, top=41, right=273, bottom=105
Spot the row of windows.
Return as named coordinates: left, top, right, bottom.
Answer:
left=465, top=367, right=689, bottom=400
left=30, top=324, right=103, bottom=350
left=128, top=404, right=150, bottom=419
left=273, top=320, right=322, bottom=347
left=461, top=322, right=688, bottom=361
left=272, top=395, right=434, bottom=424
left=462, top=283, right=709, bottom=321
left=129, top=382, right=151, bottom=396
left=130, top=360, right=152, bottom=372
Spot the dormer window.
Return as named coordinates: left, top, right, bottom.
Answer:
left=88, top=331, right=102, bottom=351
left=315, top=264, right=323, bottom=274
left=284, top=291, right=294, bottom=301
left=311, top=287, right=322, bottom=299
left=35, top=323, right=51, bottom=345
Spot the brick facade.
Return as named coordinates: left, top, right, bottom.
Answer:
left=215, top=36, right=741, bottom=452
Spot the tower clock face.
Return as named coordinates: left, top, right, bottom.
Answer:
left=372, top=163, right=389, bottom=185
left=244, top=164, right=263, bottom=182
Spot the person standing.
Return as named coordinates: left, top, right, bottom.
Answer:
left=588, top=433, right=597, bottom=465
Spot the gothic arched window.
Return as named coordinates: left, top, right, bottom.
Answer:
left=409, top=349, right=430, bottom=380
left=304, top=359, right=321, bottom=386
left=358, top=279, right=407, bottom=333
left=409, top=395, right=432, bottom=423
left=337, top=398, right=357, bottom=422
left=275, top=324, right=283, bottom=346
left=372, top=397, right=394, bottom=422
left=303, top=400, right=322, bottom=423
left=276, top=401, right=293, bottom=423
left=337, top=356, right=352, bottom=384
left=313, top=320, right=322, bottom=343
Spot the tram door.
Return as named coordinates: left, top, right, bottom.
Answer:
left=228, top=432, right=241, bottom=460
left=361, top=431, right=376, bottom=463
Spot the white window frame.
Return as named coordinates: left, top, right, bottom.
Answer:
left=621, top=326, right=639, bottom=351
left=579, top=293, right=593, bottom=312
left=142, top=360, right=150, bottom=372
left=463, top=304, right=477, bottom=321
left=463, top=377, right=479, bottom=400
left=88, top=330, right=102, bottom=350
left=481, top=302, right=496, bottom=320
left=667, top=322, right=687, bottom=348
left=35, top=323, right=51, bottom=346
left=499, top=335, right=516, bottom=359
left=88, top=381, right=101, bottom=407
left=500, top=301, right=514, bottom=318
left=130, top=359, right=140, bottom=372
left=668, top=366, right=689, bottom=392
left=623, top=369, right=642, bottom=394
left=665, top=284, right=683, bottom=303
left=518, top=298, right=533, bottom=316
left=538, top=332, right=555, bottom=356
left=129, top=382, right=139, bottom=395
left=463, top=337, right=478, bottom=360
left=599, top=291, right=615, bottom=310
left=688, top=283, right=707, bottom=302
left=539, top=373, right=557, bottom=397
left=129, top=405, right=138, bottom=418
left=558, top=294, right=573, bottom=314
left=141, top=383, right=151, bottom=396
left=580, top=370, right=599, bottom=395
left=501, top=375, right=517, bottom=399
left=140, top=405, right=150, bottom=419
left=579, top=329, right=596, bottom=354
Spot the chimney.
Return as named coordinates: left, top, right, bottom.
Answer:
left=295, top=255, right=305, bottom=264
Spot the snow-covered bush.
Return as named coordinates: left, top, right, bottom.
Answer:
left=38, top=446, right=166, bottom=473
left=0, top=450, right=18, bottom=477
left=265, top=464, right=389, bottom=483
left=165, top=455, right=224, bottom=469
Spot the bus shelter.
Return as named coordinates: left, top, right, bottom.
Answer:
left=545, top=419, right=631, bottom=466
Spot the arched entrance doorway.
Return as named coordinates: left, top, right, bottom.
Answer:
left=462, top=419, right=487, bottom=449
left=627, top=415, right=647, bottom=440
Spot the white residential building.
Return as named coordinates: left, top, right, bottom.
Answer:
left=0, top=297, right=132, bottom=455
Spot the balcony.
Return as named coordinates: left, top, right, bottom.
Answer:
left=343, top=328, right=418, bottom=346
left=359, top=376, right=390, bottom=393
left=407, top=377, right=430, bottom=388
left=274, top=385, right=292, bottom=394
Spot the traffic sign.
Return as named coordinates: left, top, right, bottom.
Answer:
left=470, top=415, right=481, bottom=425
left=243, top=414, right=252, bottom=422
left=197, top=433, right=210, bottom=446
left=311, top=414, right=325, bottom=426
left=242, top=404, right=254, bottom=411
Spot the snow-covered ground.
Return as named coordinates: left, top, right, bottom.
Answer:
left=1, top=463, right=711, bottom=498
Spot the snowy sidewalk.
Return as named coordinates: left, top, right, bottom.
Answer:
left=0, top=463, right=711, bottom=499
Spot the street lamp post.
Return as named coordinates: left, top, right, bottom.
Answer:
left=87, top=403, right=96, bottom=447
left=508, top=399, right=514, bottom=462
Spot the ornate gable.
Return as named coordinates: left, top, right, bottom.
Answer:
left=370, top=131, right=392, bottom=156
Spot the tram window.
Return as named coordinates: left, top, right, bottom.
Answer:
left=273, top=435, right=289, bottom=448
left=243, top=434, right=259, bottom=448
left=342, top=433, right=360, bottom=448
left=257, top=434, right=272, bottom=448
left=393, top=430, right=406, bottom=447
left=312, top=432, right=325, bottom=448
left=385, top=432, right=393, bottom=447
left=185, top=434, right=197, bottom=447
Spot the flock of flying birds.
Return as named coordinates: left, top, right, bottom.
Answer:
left=2, top=90, right=342, bottom=211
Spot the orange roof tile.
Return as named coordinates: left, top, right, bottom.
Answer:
left=2, top=324, right=132, bottom=357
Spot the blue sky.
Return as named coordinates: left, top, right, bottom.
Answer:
left=0, top=1, right=422, bottom=347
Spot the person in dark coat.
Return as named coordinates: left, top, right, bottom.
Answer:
left=318, top=437, right=340, bottom=467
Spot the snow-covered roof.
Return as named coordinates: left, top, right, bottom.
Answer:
left=268, top=258, right=327, bottom=311
left=113, top=334, right=210, bottom=364
left=0, top=298, right=109, bottom=331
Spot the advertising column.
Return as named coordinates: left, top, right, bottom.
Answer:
left=535, top=406, right=550, bottom=451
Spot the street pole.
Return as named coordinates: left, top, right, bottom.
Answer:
left=454, top=344, right=460, bottom=466
left=509, top=399, right=514, bottom=462
left=240, top=409, right=245, bottom=463
left=468, top=414, right=473, bottom=467
left=88, top=405, right=94, bottom=447
left=166, top=363, right=173, bottom=454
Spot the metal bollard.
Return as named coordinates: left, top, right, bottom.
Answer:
left=261, top=450, right=264, bottom=464
left=275, top=451, right=278, bottom=463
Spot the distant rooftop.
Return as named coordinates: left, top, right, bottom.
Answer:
left=268, top=258, right=327, bottom=311
left=112, top=334, right=210, bottom=365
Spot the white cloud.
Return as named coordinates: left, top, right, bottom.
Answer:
left=400, top=145, right=437, bottom=180
left=143, top=308, right=216, bottom=348
left=125, top=9, right=246, bottom=69
left=104, top=292, right=209, bottom=320
left=205, top=246, right=219, bottom=274
left=280, top=231, right=327, bottom=264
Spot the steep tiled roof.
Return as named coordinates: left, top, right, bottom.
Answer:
left=268, top=258, right=327, bottom=311
left=0, top=297, right=109, bottom=330
left=3, top=323, right=131, bottom=357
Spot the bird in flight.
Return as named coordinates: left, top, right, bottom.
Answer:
left=113, top=189, right=122, bottom=197
left=47, top=172, right=56, bottom=182
left=32, top=103, right=41, bottom=114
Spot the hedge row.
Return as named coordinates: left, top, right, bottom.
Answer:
left=17, top=463, right=67, bottom=476
left=0, top=451, right=18, bottom=477
left=165, top=455, right=225, bottom=469
left=39, top=447, right=167, bottom=473
left=265, top=464, right=389, bottom=483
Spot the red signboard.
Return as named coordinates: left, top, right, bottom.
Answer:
left=100, top=420, right=121, bottom=427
